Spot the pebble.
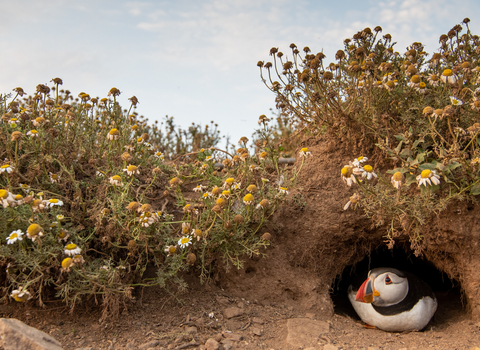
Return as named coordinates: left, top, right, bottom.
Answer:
left=223, top=307, right=244, bottom=319
left=205, top=338, right=220, bottom=350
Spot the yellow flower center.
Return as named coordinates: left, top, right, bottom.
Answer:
left=112, top=175, right=121, bottom=181
left=244, top=194, right=254, bottom=202
left=169, top=246, right=176, bottom=253
left=127, top=165, right=138, bottom=172
left=66, top=243, right=77, bottom=250
left=392, top=172, right=404, bottom=181
left=280, top=187, right=288, bottom=191
left=49, top=199, right=59, bottom=203
left=410, top=75, right=421, bottom=84
left=225, top=178, right=234, bottom=184
left=419, top=82, right=426, bottom=88
left=364, top=165, right=373, bottom=173
left=222, top=190, right=231, bottom=196
left=62, top=258, right=73, bottom=269
left=0, top=189, right=8, bottom=199
left=442, top=69, right=453, bottom=77
left=247, top=185, right=257, bottom=192
left=180, top=237, right=189, bottom=244
left=216, top=198, right=226, bottom=206
left=10, top=233, right=18, bottom=239
left=1, top=164, right=10, bottom=169
left=108, top=128, right=119, bottom=135
left=430, top=74, right=439, bottom=81
left=301, top=147, right=309, bottom=153
left=421, top=169, right=432, bottom=178
left=341, top=166, right=353, bottom=177
left=27, top=224, right=42, bottom=236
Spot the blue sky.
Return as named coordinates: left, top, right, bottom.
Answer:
left=1, top=0, right=479, bottom=146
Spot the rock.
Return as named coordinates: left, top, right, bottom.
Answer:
left=305, top=313, right=315, bottom=319
left=221, top=339, right=234, bottom=349
left=0, top=318, right=63, bottom=350
left=252, top=326, right=262, bottom=336
left=222, top=332, right=243, bottom=341
left=252, top=317, right=264, bottom=324
left=186, top=326, right=198, bottom=334
left=286, top=318, right=330, bottom=348
left=205, top=338, right=220, bottom=350
left=139, top=340, right=160, bottom=349
left=223, top=307, right=244, bottom=319
left=323, top=345, right=338, bottom=350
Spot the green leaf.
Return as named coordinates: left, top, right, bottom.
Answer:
left=412, top=138, right=424, bottom=148
left=386, top=167, right=410, bottom=174
left=405, top=173, right=417, bottom=186
left=394, top=140, right=403, bottom=154
left=470, top=182, right=480, bottom=195
left=394, top=134, right=405, bottom=141
left=419, top=162, right=438, bottom=171
left=278, top=146, right=284, bottom=151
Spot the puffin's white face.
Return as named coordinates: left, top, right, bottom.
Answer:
left=371, top=271, right=409, bottom=306
left=355, top=269, right=409, bottom=306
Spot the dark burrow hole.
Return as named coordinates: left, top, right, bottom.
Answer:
left=330, top=244, right=464, bottom=327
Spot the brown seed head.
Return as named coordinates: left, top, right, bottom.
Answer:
left=108, top=87, right=121, bottom=97
left=121, top=152, right=132, bottom=162
left=36, top=84, right=50, bottom=94
left=212, top=186, right=222, bottom=196
left=212, top=205, right=222, bottom=213
left=335, top=50, right=345, bottom=60
left=186, top=253, right=196, bottom=266
left=234, top=214, right=244, bottom=224
left=139, top=203, right=152, bottom=213
left=323, top=71, right=334, bottom=80
left=126, top=201, right=140, bottom=212
left=128, top=240, right=136, bottom=249
left=258, top=199, right=270, bottom=208
left=261, top=232, right=272, bottom=241
left=443, top=105, right=455, bottom=117
left=11, top=131, right=22, bottom=141
left=422, top=106, right=434, bottom=115
left=406, top=65, right=418, bottom=75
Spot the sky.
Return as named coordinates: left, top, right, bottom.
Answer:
left=1, top=0, right=479, bottom=147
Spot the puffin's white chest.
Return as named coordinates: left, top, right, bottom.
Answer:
left=348, top=291, right=437, bottom=332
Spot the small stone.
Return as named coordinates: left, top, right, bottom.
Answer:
left=252, top=327, right=262, bottom=336
left=252, top=317, right=264, bottom=324
left=222, top=332, right=243, bottom=341
left=223, top=307, right=244, bottom=319
left=139, top=340, right=160, bottom=349
left=221, top=339, right=234, bottom=350
left=205, top=338, right=220, bottom=350
left=323, top=345, right=338, bottom=350
left=186, top=326, right=198, bottom=334
left=0, top=318, right=62, bottom=350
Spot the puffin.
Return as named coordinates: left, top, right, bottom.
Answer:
left=348, top=267, right=437, bottom=332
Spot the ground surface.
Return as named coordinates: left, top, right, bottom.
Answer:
left=2, top=138, right=480, bottom=349
left=1, top=280, right=479, bottom=350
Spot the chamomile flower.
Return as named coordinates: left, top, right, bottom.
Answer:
left=96, top=170, right=105, bottom=177
left=450, top=96, right=463, bottom=106
left=123, top=164, right=140, bottom=176
left=256, top=199, right=270, bottom=210
left=61, top=257, right=74, bottom=272
left=299, top=147, right=312, bottom=157
left=279, top=187, right=289, bottom=195
left=205, top=155, right=214, bottom=162
left=0, top=164, right=14, bottom=174
left=243, top=193, right=254, bottom=205
left=249, top=164, right=259, bottom=172
left=10, top=287, right=31, bottom=302
left=440, top=69, right=458, bottom=84
left=107, top=128, right=120, bottom=140
left=164, top=245, right=176, bottom=256
left=247, top=184, right=257, bottom=193
left=6, top=230, right=24, bottom=244
left=26, top=130, right=39, bottom=137
left=220, top=190, right=231, bottom=199
left=46, top=198, right=63, bottom=207
left=109, top=175, right=123, bottom=186
left=352, top=156, right=368, bottom=167
left=57, top=229, right=69, bottom=242
left=341, top=166, right=357, bottom=187
left=223, top=178, right=235, bottom=188
left=427, top=74, right=440, bottom=86
left=154, top=151, right=165, bottom=160
left=19, top=183, right=30, bottom=194
left=64, top=242, right=82, bottom=256
left=26, top=224, right=44, bottom=241
left=178, top=236, right=192, bottom=249
left=193, top=184, right=207, bottom=192
left=258, top=151, right=267, bottom=160
left=391, top=171, right=405, bottom=189
left=416, top=169, right=441, bottom=187
left=343, top=193, right=360, bottom=210
left=361, top=165, right=377, bottom=180
left=49, top=172, right=60, bottom=183
left=202, top=192, right=213, bottom=199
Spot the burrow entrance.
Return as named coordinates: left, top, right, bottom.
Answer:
left=330, top=243, right=465, bottom=327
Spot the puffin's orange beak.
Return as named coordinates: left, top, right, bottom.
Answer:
left=355, top=277, right=380, bottom=303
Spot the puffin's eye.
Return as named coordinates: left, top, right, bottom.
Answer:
left=385, top=275, right=392, bottom=285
